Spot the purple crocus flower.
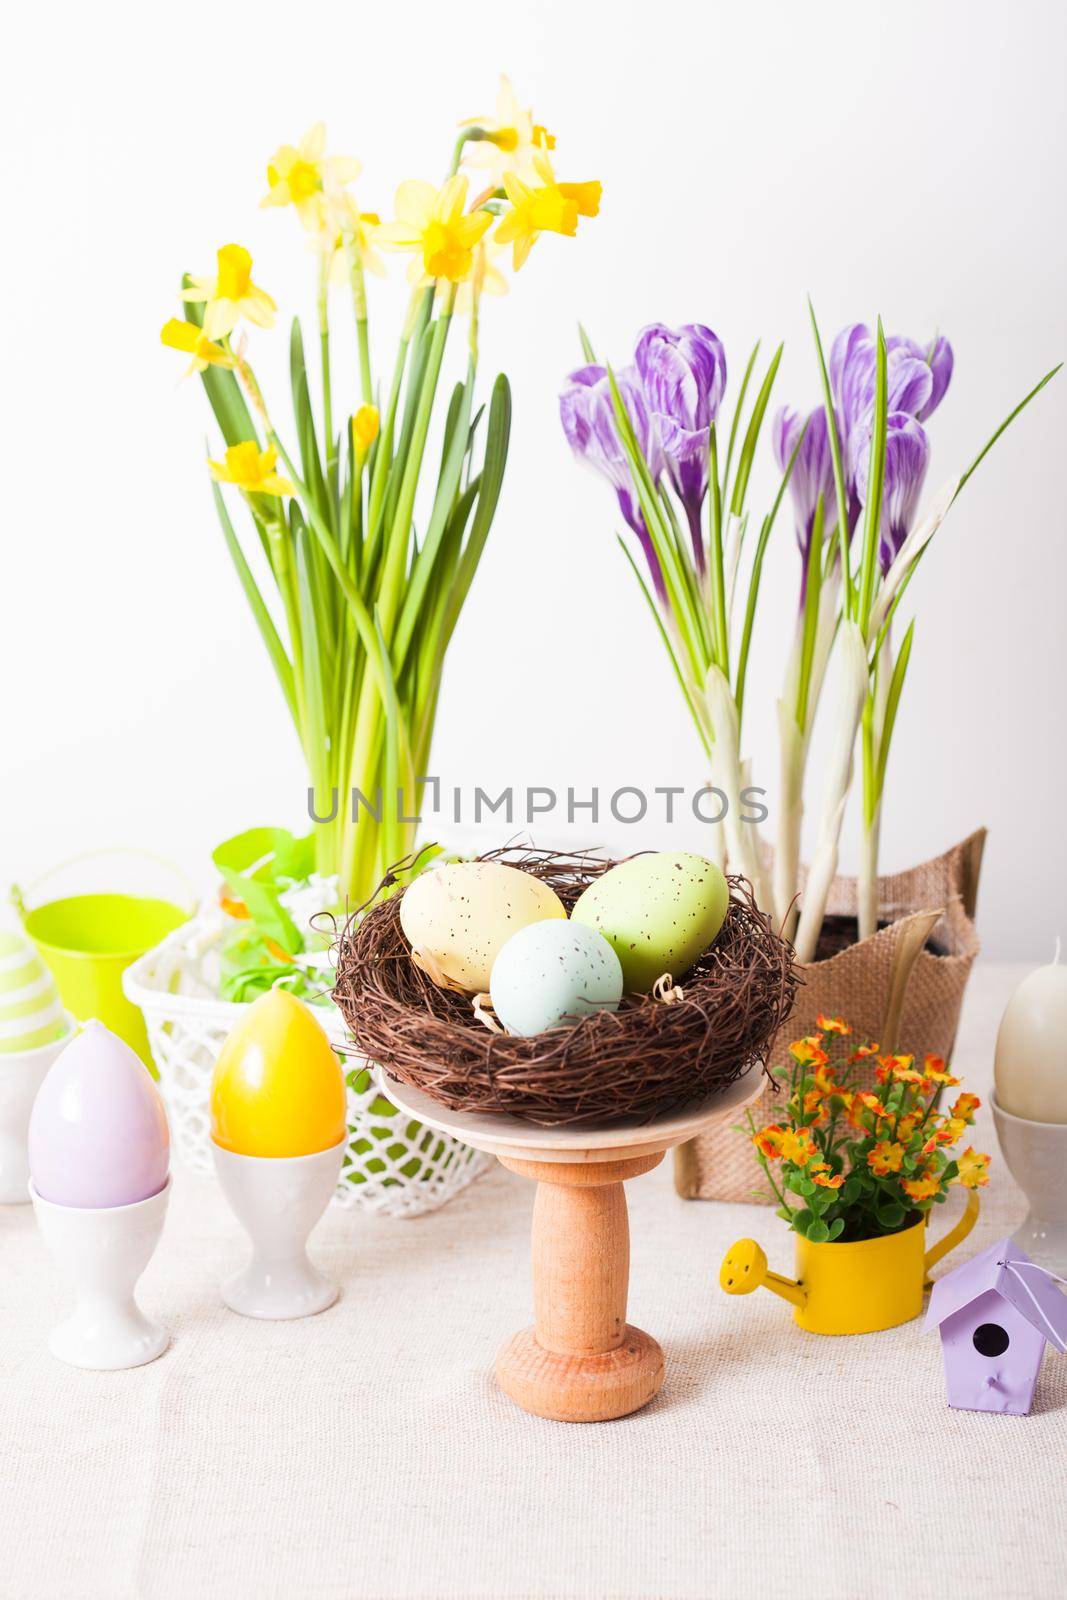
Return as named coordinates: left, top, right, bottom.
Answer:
left=772, top=405, right=838, bottom=604
left=634, top=323, right=727, bottom=572
left=851, top=410, right=931, bottom=571
left=887, top=333, right=954, bottom=421
left=559, top=362, right=666, bottom=598
left=831, top=323, right=935, bottom=448
left=829, top=321, right=951, bottom=533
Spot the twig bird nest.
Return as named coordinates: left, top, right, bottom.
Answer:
left=332, top=848, right=799, bottom=1127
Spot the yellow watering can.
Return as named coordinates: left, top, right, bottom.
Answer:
left=720, top=1190, right=980, bottom=1335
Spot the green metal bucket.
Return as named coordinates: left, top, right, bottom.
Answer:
left=13, top=854, right=194, bottom=1066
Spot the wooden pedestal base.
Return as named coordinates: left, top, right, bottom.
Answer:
left=375, top=1071, right=763, bottom=1424
left=495, top=1153, right=664, bottom=1422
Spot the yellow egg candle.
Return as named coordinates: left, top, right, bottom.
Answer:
left=211, top=989, right=346, bottom=1158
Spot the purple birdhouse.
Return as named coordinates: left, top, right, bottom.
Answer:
left=924, top=1237, right=1067, bottom=1415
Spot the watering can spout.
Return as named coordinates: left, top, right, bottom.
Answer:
left=719, top=1239, right=807, bottom=1310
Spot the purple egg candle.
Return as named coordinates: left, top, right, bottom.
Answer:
left=28, top=1021, right=170, bottom=1208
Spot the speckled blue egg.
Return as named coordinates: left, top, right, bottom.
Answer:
left=489, top=919, right=624, bottom=1037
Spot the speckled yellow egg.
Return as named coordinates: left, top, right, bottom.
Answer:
left=210, top=989, right=346, bottom=1158
left=571, top=852, right=729, bottom=993
left=399, top=862, right=567, bottom=993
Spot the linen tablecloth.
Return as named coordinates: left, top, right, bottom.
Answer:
left=2, top=964, right=1064, bottom=1600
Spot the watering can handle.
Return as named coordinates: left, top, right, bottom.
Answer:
left=924, top=1188, right=980, bottom=1277
left=11, top=849, right=199, bottom=919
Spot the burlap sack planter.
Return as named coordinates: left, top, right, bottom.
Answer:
left=674, top=830, right=985, bottom=1202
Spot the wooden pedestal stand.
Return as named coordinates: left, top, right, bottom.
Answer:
left=381, top=1072, right=762, bottom=1423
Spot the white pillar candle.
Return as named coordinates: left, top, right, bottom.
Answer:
left=994, top=947, right=1067, bottom=1124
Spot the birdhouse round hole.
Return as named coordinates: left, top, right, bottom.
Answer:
left=972, top=1322, right=1010, bottom=1357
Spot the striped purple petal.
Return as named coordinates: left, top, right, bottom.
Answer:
left=852, top=410, right=930, bottom=570
left=773, top=404, right=838, bottom=603
left=559, top=363, right=666, bottom=597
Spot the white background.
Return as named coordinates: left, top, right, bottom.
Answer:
left=1, top=0, right=1064, bottom=957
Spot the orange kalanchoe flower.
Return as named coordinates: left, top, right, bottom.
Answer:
left=752, top=1124, right=784, bottom=1160
left=816, top=1015, right=851, bottom=1035
left=896, top=1114, right=919, bottom=1142
left=922, top=1055, right=960, bottom=1087
left=867, top=1140, right=905, bottom=1176
left=956, top=1147, right=991, bottom=1189
left=790, top=1036, right=829, bottom=1069
left=902, top=1172, right=941, bottom=1202
left=850, top=1042, right=880, bottom=1061
left=813, top=1063, right=837, bottom=1096
left=951, top=1093, right=981, bottom=1123
left=811, top=1166, right=845, bottom=1190
left=801, top=1088, right=829, bottom=1123
left=922, top=1116, right=967, bottom=1155
left=779, top=1128, right=817, bottom=1166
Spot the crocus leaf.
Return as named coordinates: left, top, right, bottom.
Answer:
left=721, top=340, right=761, bottom=509
left=807, top=297, right=853, bottom=616
left=728, top=342, right=783, bottom=519
left=857, top=318, right=888, bottom=629
left=872, top=618, right=915, bottom=807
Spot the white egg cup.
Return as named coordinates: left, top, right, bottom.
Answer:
left=211, top=1138, right=345, bottom=1319
left=992, top=1094, right=1067, bottom=1275
left=0, top=1022, right=73, bottom=1205
left=30, top=1177, right=171, bottom=1369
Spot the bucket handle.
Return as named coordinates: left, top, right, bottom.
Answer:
left=924, top=1187, right=980, bottom=1279
left=11, top=849, right=198, bottom=921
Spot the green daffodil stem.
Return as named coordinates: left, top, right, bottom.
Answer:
left=344, top=231, right=374, bottom=405
left=317, top=260, right=336, bottom=484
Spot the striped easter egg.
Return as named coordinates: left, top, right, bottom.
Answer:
left=0, top=932, right=68, bottom=1055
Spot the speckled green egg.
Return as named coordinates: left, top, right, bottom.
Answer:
left=570, top=852, right=729, bottom=993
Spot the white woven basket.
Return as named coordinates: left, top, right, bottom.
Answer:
left=123, top=916, right=490, bottom=1218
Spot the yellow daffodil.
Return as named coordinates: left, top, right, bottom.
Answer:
left=461, top=75, right=556, bottom=185
left=448, top=235, right=509, bottom=316
left=495, top=154, right=601, bottom=270
left=182, top=245, right=277, bottom=341
left=955, top=1147, right=991, bottom=1189
left=160, top=318, right=235, bottom=376
left=352, top=405, right=379, bottom=455
left=261, top=123, right=361, bottom=231
left=377, top=176, right=493, bottom=286
left=867, top=1140, right=905, bottom=1176
left=208, top=441, right=293, bottom=497
left=316, top=192, right=386, bottom=285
